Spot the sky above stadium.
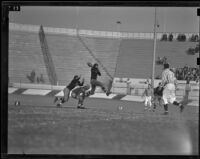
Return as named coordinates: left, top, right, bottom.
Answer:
left=9, top=6, right=199, bottom=33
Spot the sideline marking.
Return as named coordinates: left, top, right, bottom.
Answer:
left=23, top=89, right=51, bottom=96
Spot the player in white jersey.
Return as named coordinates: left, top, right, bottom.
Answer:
left=161, top=63, right=184, bottom=115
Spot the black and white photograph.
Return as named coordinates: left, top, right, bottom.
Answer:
left=2, top=2, right=199, bottom=155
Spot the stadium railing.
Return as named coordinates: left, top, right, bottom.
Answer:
left=10, top=77, right=199, bottom=101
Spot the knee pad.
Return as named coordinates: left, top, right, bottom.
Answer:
left=79, top=92, right=84, bottom=97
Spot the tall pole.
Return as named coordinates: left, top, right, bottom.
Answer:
left=114, top=21, right=121, bottom=78
left=151, top=7, right=157, bottom=89
left=117, top=21, right=121, bottom=49
left=76, top=7, right=80, bottom=34
left=163, top=8, right=166, bottom=33
left=117, top=21, right=121, bottom=38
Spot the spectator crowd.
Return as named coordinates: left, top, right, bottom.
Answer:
left=174, top=66, right=199, bottom=82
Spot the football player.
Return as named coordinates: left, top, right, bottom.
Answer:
left=161, top=63, right=184, bottom=115
left=88, top=63, right=111, bottom=96
left=54, top=75, right=84, bottom=106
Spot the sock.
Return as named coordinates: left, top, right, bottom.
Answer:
left=164, top=104, right=168, bottom=112
left=61, top=98, right=65, bottom=103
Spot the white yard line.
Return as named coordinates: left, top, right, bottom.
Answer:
left=22, top=89, right=51, bottom=96
left=55, top=91, right=64, bottom=97
left=8, top=88, right=18, bottom=94
left=89, top=93, right=117, bottom=99
left=121, top=95, right=144, bottom=102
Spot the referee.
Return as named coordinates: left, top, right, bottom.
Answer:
left=161, top=63, right=184, bottom=115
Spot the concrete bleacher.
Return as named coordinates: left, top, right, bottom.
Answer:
left=9, top=23, right=199, bottom=102
left=9, top=30, right=49, bottom=84
left=9, top=26, right=119, bottom=86
left=115, top=39, right=198, bottom=78
left=45, top=34, right=119, bottom=85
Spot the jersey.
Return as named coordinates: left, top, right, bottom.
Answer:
left=91, top=66, right=101, bottom=80
left=67, top=78, right=84, bottom=90
left=154, top=87, right=163, bottom=96
left=143, top=88, right=153, bottom=97
left=161, top=68, right=177, bottom=87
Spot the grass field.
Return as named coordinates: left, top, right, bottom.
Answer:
left=8, top=94, right=199, bottom=155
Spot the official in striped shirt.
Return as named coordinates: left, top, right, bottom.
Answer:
left=161, top=63, right=184, bottom=115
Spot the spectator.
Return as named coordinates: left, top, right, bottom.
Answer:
left=40, top=74, right=45, bottom=83
left=142, top=84, right=153, bottom=111
left=168, top=33, right=173, bottom=41
left=126, top=78, right=131, bottom=95
left=174, top=66, right=199, bottom=81
left=26, top=69, right=36, bottom=83
left=184, top=79, right=191, bottom=104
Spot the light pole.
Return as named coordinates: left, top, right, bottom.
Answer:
left=151, top=7, right=158, bottom=90
left=117, top=21, right=121, bottom=38
left=76, top=6, right=80, bottom=35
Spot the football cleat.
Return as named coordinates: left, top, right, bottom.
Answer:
left=106, top=91, right=111, bottom=96
left=163, top=111, right=169, bottom=115
left=57, top=103, right=62, bottom=107
left=77, top=104, right=85, bottom=109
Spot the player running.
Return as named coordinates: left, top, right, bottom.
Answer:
left=87, top=62, right=111, bottom=96
left=54, top=75, right=84, bottom=107
left=160, top=63, right=184, bottom=115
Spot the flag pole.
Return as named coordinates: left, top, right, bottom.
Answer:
left=76, top=6, right=79, bottom=34
left=151, top=7, right=157, bottom=90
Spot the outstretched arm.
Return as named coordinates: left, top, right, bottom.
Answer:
left=97, top=68, right=101, bottom=76
left=78, top=78, right=84, bottom=86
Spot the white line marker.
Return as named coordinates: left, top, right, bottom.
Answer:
left=8, top=88, right=18, bottom=94
left=121, top=95, right=145, bottom=102
left=23, top=89, right=51, bottom=96
left=55, top=91, right=64, bottom=97
left=89, top=93, right=117, bottom=99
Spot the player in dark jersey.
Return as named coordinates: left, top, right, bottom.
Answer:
left=152, top=82, right=163, bottom=111
left=54, top=75, right=84, bottom=107
left=88, top=63, right=111, bottom=96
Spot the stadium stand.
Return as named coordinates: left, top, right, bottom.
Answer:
left=115, top=39, right=198, bottom=79
left=9, top=30, right=49, bottom=84
left=45, top=34, right=119, bottom=85
left=9, top=23, right=198, bottom=92
left=9, top=23, right=119, bottom=86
